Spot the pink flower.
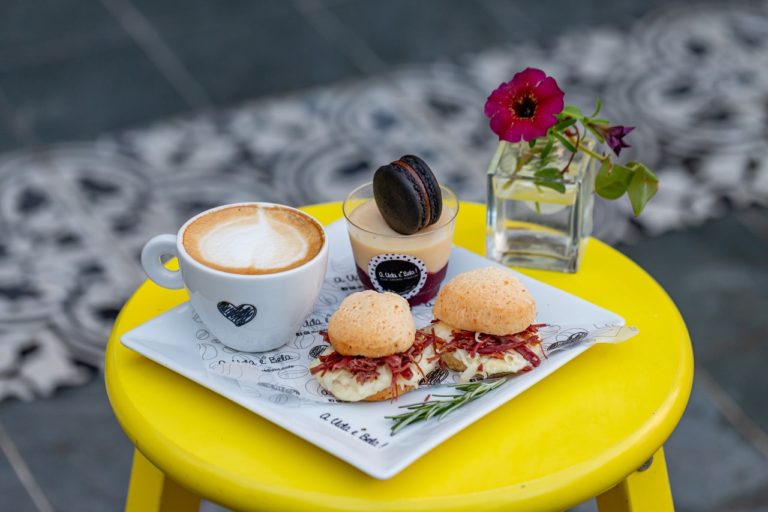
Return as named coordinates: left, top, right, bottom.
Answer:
left=484, top=68, right=565, bottom=142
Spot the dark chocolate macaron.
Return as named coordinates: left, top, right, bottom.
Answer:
left=373, top=155, right=442, bottom=235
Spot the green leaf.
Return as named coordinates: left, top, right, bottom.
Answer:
left=625, top=162, right=659, bottom=216
left=595, top=161, right=633, bottom=200
left=528, top=139, right=537, bottom=148
left=535, top=180, right=566, bottom=193
left=534, top=167, right=561, bottom=179
left=551, top=131, right=576, bottom=152
left=561, top=105, right=583, bottom=118
left=541, top=136, right=555, bottom=158
left=534, top=167, right=566, bottom=193
left=590, top=98, right=603, bottom=119
left=590, top=118, right=610, bottom=125
left=551, top=117, right=578, bottom=132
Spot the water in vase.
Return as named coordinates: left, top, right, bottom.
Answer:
left=486, top=141, right=596, bottom=273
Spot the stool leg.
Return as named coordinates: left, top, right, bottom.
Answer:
left=125, top=449, right=200, bottom=512
left=596, top=448, right=674, bottom=512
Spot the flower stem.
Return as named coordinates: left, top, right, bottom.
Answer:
left=560, top=126, right=580, bottom=175
left=576, top=144, right=607, bottom=162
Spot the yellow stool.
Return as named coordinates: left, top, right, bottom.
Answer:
left=106, top=202, right=692, bottom=512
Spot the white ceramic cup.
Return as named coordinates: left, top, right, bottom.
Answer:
left=140, top=202, right=329, bottom=352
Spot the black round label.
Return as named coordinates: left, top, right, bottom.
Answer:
left=368, top=254, right=427, bottom=299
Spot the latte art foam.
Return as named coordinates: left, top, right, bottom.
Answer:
left=200, top=210, right=308, bottom=268
left=183, top=205, right=324, bottom=275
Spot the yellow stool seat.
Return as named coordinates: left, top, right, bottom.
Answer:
left=106, top=202, right=692, bottom=512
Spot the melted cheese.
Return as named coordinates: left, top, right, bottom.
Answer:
left=429, top=321, right=543, bottom=383
left=430, top=321, right=455, bottom=341
left=310, top=346, right=437, bottom=401
left=451, top=347, right=543, bottom=383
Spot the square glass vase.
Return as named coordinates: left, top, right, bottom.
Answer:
left=486, top=139, right=598, bottom=273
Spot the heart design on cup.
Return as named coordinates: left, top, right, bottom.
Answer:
left=217, top=301, right=257, bottom=327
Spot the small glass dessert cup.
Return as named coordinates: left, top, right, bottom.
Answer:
left=343, top=183, right=458, bottom=306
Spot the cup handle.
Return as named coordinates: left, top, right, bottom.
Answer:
left=141, top=234, right=184, bottom=289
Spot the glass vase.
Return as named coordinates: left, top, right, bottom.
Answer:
left=486, top=138, right=598, bottom=273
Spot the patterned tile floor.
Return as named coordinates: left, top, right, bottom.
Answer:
left=0, top=1, right=766, bottom=511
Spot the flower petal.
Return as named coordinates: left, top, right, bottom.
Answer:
left=489, top=109, right=513, bottom=137
left=512, top=68, right=547, bottom=88
left=484, top=83, right=515, bottom=117
left=535, top=78, right=565, bottom=116
left=533, top=113, right=558, bottom=132
left=535, top=76, right=564, bottom=99
left=484, top=96, right=505, bottom=117
left=502, top=124, right=525, bottom=142
left=603, top=125, right=635, bottom=156
left=537, top=96, right=565, bottom=117
left=513, top=119, right=546, bottom=141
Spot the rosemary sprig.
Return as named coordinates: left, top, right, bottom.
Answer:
left=385, top=379, right=506, bottom=435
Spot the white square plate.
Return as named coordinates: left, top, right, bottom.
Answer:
left=122, top=219, right=623, bottom=479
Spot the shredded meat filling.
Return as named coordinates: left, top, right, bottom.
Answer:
left=310, top=330, right=438, bottom=394
left=442, top=324, right=545, bottom=368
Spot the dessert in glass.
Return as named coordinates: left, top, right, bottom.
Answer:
left=343, top=183, right=458, bottom=305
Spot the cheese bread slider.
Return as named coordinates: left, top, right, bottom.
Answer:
left=429, top=267, right=544, bottom=382
left=310, top=291, right=438, bottom=401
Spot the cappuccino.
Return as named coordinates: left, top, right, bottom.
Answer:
left=183, top=204, right=324, bottom=275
